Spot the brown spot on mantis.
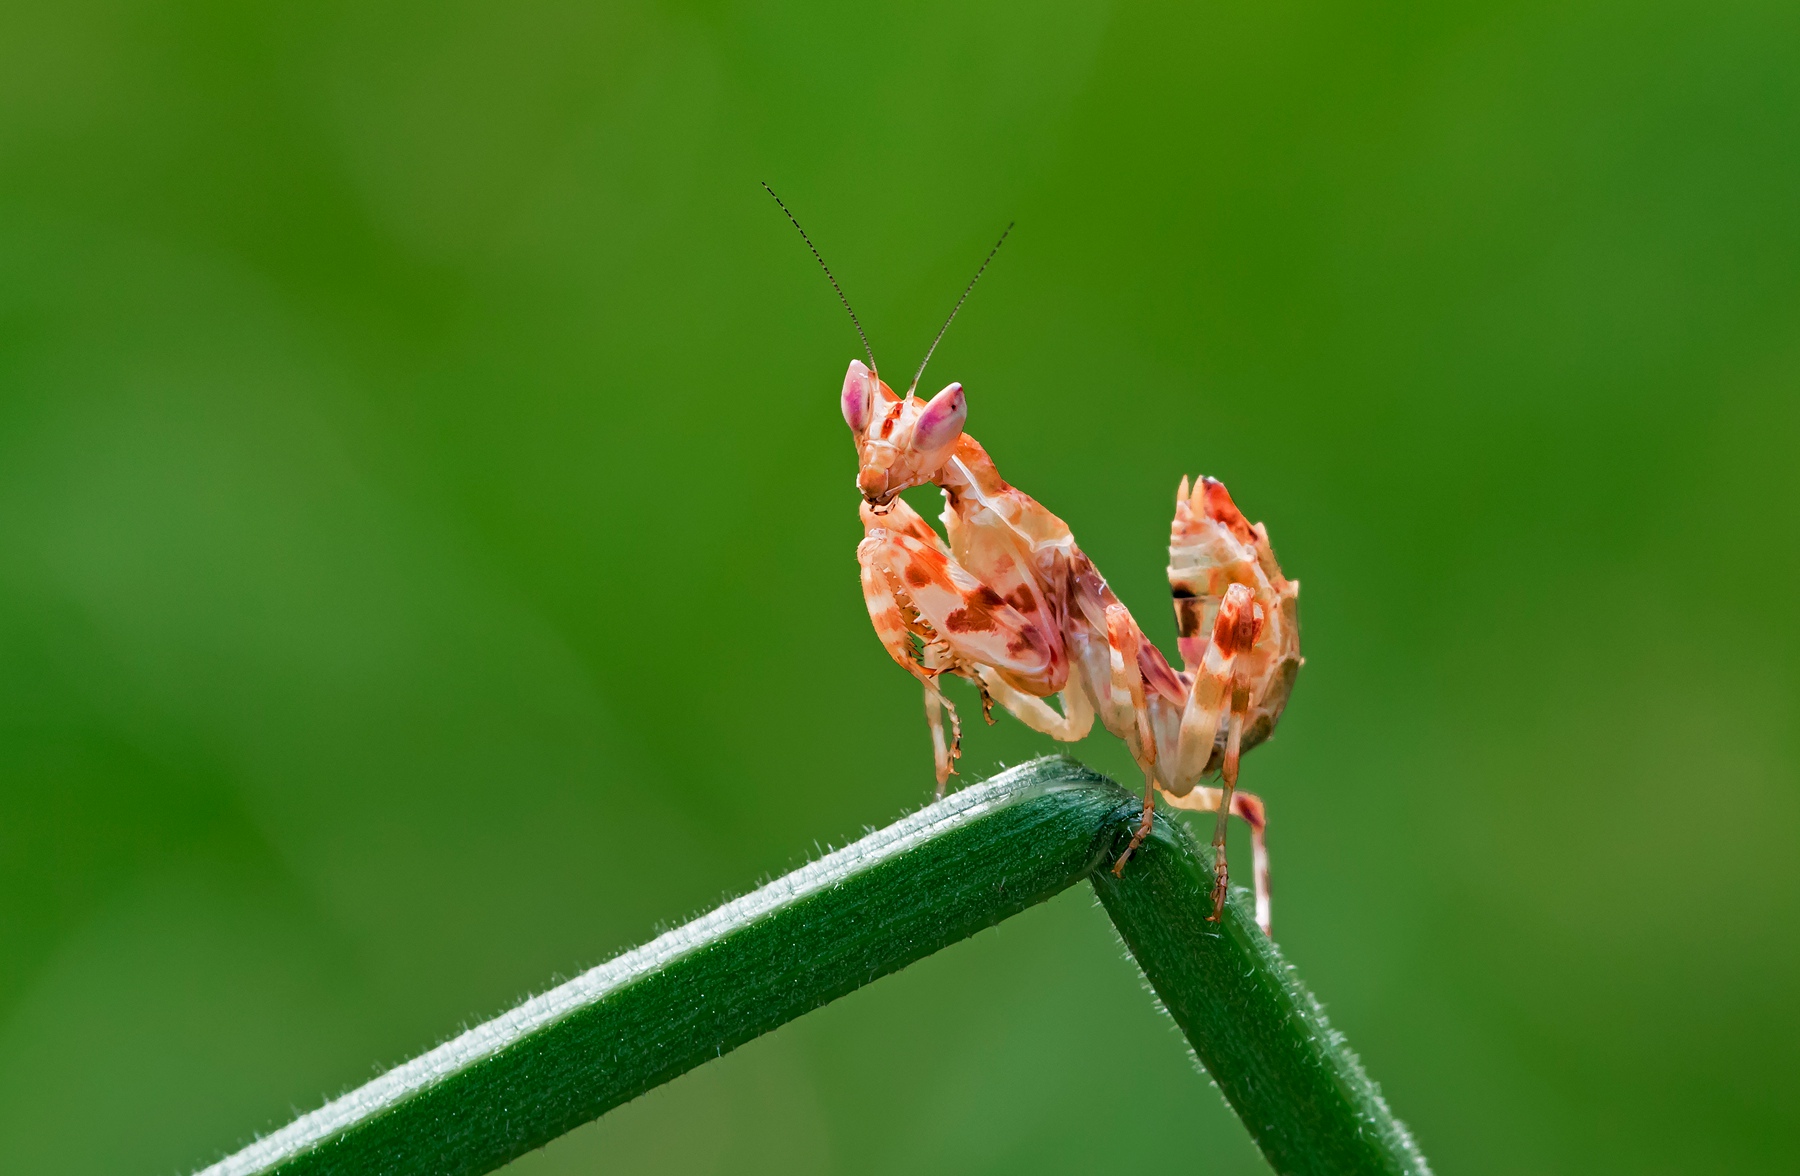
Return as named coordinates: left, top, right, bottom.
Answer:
left=946, top=586, right=1006, bottom=632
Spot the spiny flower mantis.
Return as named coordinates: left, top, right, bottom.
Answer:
left=767, top=186, right=1300, bottom=932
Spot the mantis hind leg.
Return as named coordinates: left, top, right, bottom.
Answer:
left=1160, top=774, right=1271, bottom=935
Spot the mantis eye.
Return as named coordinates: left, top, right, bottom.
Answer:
left=842, top=359, right=875, bottom=432
left=913, top=382, right=966, bottom=452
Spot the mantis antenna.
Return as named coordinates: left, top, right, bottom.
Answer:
left=762, top=182, right=878, bottom=374
left=909, top=222, right=1013, bottom=397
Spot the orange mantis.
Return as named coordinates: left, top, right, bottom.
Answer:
left=768, top=188, right=1301, bottom=934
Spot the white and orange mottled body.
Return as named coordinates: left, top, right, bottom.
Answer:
left=844, top=360, right=1300, bottom=933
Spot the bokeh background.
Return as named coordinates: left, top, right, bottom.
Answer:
left=2, top=0, right=1797, bottom=1172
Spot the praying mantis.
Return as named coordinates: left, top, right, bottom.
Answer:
left=768, top=188, right=1301, bottom=934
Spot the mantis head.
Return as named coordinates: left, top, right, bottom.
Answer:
left=841, top=359, right=967, bottom=508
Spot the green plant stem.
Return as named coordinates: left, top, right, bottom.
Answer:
left=1092, top=803, right=1432, bottom=1175
left=196, top=757, right=1428, bottom=1176
left=200, top=758, right=1121, bottom=1176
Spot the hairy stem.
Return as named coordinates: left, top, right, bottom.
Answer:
left=1092, top=795, right=1432, bottom=1175
left=195, top=757, right=1426, bottom=1176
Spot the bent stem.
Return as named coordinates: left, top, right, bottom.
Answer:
left=195, top=757, right=1427, bottom=1176
left=1092, top=795, right=1431, bottom=1175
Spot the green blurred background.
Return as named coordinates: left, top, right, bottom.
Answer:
left=2, top=0, right=1796, bottom=1172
